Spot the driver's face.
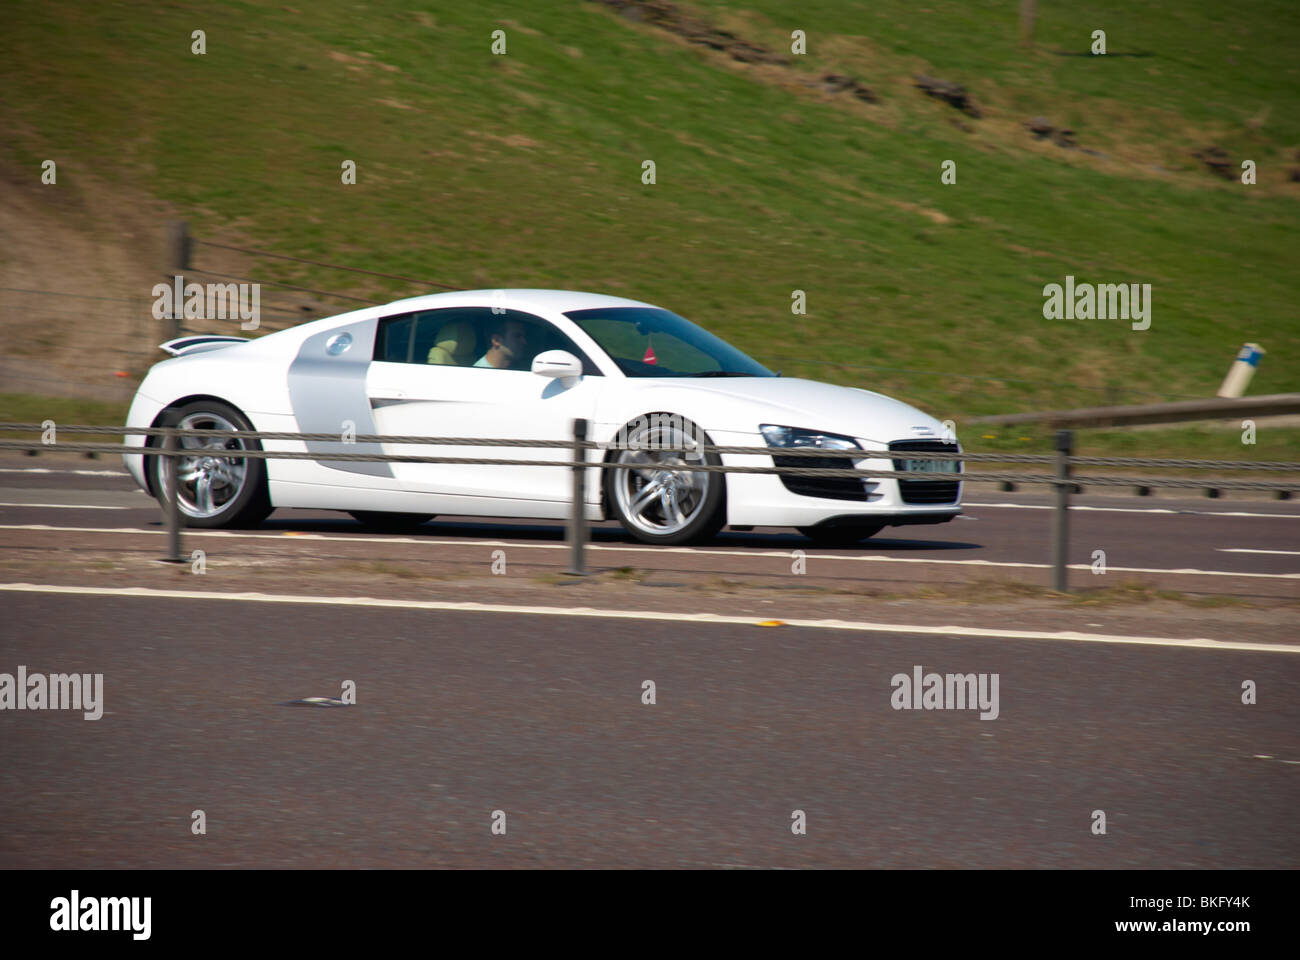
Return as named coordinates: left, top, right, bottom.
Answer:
left=500, top=321, right=527, bottom=360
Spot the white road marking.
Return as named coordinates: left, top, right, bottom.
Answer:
left=1218, top=548, right=1300, bottom=556
left=2, top=523, right=1295, bottom=580
left=0, top=502, right=128, bottom=510
left=966, top=502, right=1300, bottom=520
left=2, top=582, right=1297, bottom=653
left=0, top=467, right=127, bottom=477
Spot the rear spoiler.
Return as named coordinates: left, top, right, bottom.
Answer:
left=159, top=335, right=250, bottom=357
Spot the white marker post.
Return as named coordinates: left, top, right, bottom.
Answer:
left=1217, top=342, right=1264, bottom=398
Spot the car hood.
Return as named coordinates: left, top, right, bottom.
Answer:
left=647, top=377, right=952, bottom=445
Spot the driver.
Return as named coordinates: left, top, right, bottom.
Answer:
left=475, top=318, right=528, bottom=369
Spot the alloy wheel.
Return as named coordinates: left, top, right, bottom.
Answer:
left=162, top=411, right=252, bottom=520
left=611, top=422, right=712, bottom=537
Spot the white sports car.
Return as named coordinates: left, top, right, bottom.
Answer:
left=124, top=290, right=962, bottom=545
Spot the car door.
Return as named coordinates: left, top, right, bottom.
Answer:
left=367, top=307, right=604, bottom=509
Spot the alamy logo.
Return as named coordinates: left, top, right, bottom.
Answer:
left=890, top=665, right=999, bottom=720
left=1042, top=275, right=1151, bottom=330
left=0, top=666, right=103, bottom=719
left=50, top=891, right=150, bottom=940
left=152, top=274, right=260, bottom=330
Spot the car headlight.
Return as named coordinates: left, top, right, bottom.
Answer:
left=759, top=424, right=861, bottom=451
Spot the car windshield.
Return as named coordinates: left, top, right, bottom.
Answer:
left=564, top=307, right=774, bottom=378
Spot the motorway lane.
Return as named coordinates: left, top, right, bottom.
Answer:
left=1, top=594, right=1296, bottom=868
left=0, top=454, right=1297, bottom=597
left=0, top=459, right=138, bottom=492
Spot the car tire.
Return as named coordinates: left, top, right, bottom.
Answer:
left=348, top=511, right=435, bottom=531
left=797, top=521, right=885, bottom=546
left=605, top=414, right=725, bottom=546
left=148, top=399, right=271, bottom=528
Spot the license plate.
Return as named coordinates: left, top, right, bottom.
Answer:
left=903, top=458, right=958, bottom=475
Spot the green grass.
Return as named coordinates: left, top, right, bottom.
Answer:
left=0, top=393, right=128, bottom=430
left=2, top=0, right=1297, bottom=450
left=965, top=421, right=1299, bottom=462
left=697, top=0, right=1300, bottom=150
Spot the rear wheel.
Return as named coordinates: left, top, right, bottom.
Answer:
left=605, top=415, right=725, bottom=545
left=797, top=521, right=884, bottom=546
left=148, top=400, right=271, bottom=528
left=348, top=511, right=434, bottom=531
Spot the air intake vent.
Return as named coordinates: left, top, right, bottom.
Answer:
left=772, top=452, right=871, bottom=501
left=888, top=440, right=961, bottom=504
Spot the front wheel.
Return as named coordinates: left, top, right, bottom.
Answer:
left=605, top=415, right=725, bottom=545
left=147, top=400, right=271, bottom=528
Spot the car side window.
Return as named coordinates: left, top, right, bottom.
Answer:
left=374, top=314, right=415, bottom=362
left=412, top=308, right=483, bottom=366
left=469, top=310, right=601, bottom=375
left=376, top=307, right=600, bottom=375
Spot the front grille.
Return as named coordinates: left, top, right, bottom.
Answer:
left=772, top=452, right=870, bottom=501
left=888, top=439, right=961, bottom=504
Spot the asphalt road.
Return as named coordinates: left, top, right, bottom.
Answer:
left=1, top=453, right=1297, bottom=868
left=1, top=594, right=1297, bottom=869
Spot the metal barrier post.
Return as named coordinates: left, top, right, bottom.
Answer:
left=1052, top=429, right=1073, bottom=592
left=166, top=221, right=190, bottom=340
left=565, top=418, right=589, bottom=576
left=161, top=426, right=184, bottom=563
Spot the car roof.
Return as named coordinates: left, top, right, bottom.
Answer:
left=240, top=289, right=665, bottom=353
left=379, top=289, right=661, bottom=314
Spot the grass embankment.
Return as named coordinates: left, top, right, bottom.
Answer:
left=1, top=1, right=1295, bottom=455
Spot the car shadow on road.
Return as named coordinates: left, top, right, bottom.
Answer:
left=721, top=533, right=982, bottom=551
left=255, top=515, right=983, bottom=551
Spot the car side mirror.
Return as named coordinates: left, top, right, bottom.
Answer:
left=531, top=349, right=582, bottom=386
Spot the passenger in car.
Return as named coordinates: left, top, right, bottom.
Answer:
left=426, top=321, right=477, bottom=365
left=474, top=318, right=528, bottom=369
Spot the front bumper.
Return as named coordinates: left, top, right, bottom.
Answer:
left=714, top=429, right=962, bottom=528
